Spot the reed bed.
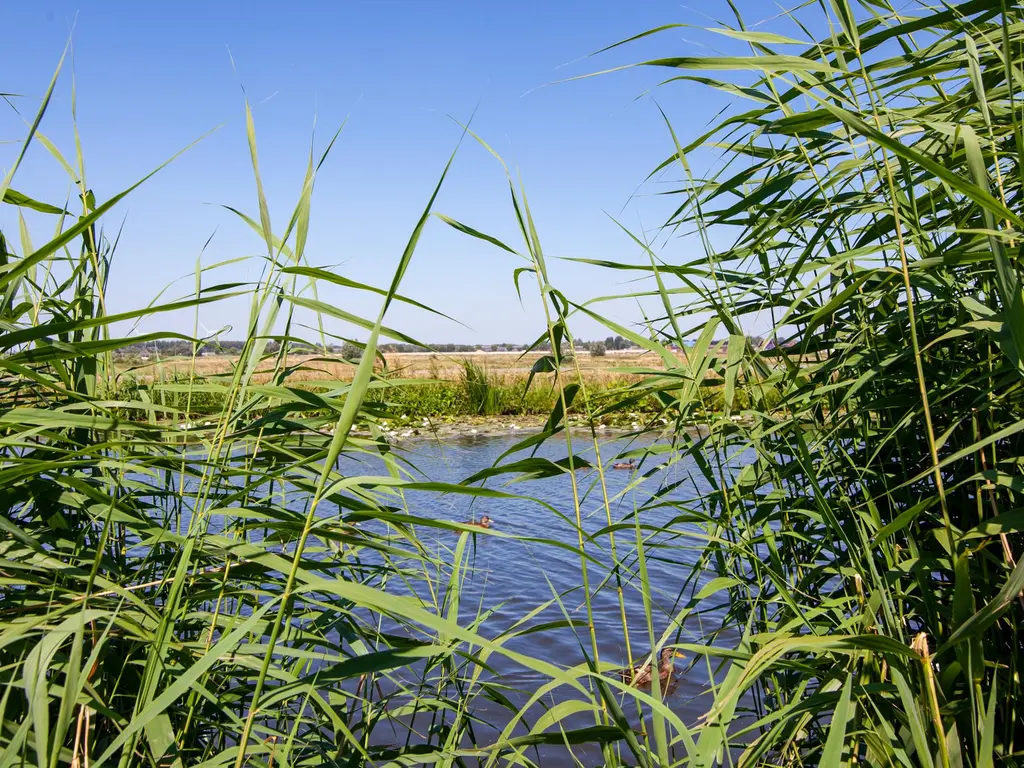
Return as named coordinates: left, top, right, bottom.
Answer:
left=3, top=0, right=1024, bottom=765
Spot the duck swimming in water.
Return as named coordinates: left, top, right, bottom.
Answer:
left=612, top=459, right=636, bottom=470
left=620, top=647, right=684, bottom=689
left=463, top=514, right=492, bottom=529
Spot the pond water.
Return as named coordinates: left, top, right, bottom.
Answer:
left=321, top=430, right=753, bottom=765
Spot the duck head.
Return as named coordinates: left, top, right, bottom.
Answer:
left=660, top=647, right=685, bottom=666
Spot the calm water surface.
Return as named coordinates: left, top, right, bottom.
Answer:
left=321, top=431, right=753, bottom=765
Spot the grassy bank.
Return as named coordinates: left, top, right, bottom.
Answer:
left=4, top=1, right=1024, bottom=766
left=110, top=358, right=764, bottom=426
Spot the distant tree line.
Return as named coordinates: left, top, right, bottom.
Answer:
left=600, top=336, right=633, bottom=351
left=114, top=339, right=282, bottom=359
left=113, top=336, right=647, bottom=360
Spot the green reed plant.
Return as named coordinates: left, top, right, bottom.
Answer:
left=4, top=47, right=706, bottom=768
left=460, top=358, right=502, bottom=416
left=0, top=54, right=599, bottom=768
left=11, top=1, right=1024, bottom=765
left=429, top=1, right=1024, bottom=765
left=360, top=369, right=658, bottom=420
left=551, top=0, right=1024, bottom=763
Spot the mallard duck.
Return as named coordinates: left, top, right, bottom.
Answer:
left=463, top=514, right=492, bottom=529
left=612, top=459, right=636, bottom=470
left=620, top=647, right=684, bottom=688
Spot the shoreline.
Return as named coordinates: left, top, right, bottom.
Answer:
left=374, top=415, right=716, bottom=442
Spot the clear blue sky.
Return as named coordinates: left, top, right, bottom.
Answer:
left=3, top=0, right=784, bottom=345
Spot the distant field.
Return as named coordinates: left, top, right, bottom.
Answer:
left=120, top=349, right=680, bottom=383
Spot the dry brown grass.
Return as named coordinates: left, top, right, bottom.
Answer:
left=120, top=349, right=677, bottom=384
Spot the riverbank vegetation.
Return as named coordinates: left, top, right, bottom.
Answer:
left=101, top=363, right=761, bottom=425
left=3, top=0, right=1024, bottom=766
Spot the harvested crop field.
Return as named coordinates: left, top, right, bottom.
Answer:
left=120, top=348, right=681, bottom=382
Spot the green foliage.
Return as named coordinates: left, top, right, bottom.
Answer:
left=340, top=341, right=362, bottom=359
left=697, top=385, right=748, bottom=413
left=365, top=378, right=469, bottom=416
left=8, top=2, right=1024, bottom=766
left=362, top=370, right=651, bottom=420
left=0, top=69, right=514, bottom=767
left=542, top=1, right=1024, bottom=763
left=460, top=358, right=501, bottom=415
left=435, top=0, right=1024, bottom=763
